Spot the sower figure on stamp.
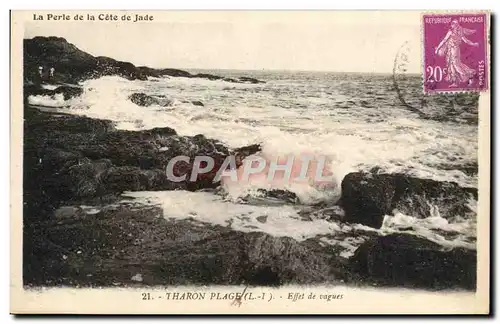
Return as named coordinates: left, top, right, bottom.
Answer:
left=435, top=20, right=479, bottom=87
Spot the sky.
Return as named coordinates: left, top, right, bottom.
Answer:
left=24, top=11, right=422, bottom=73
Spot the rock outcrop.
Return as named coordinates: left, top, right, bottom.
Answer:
left=24, top=84, right=84, bottom=102
left=24, top=36, right=265, bottom=85
left=23, top=101, right=263, bottom=213
left=24, top=206, right=355, bottom=287
left=191, top=100, right=204, bottom=107
left=351, top=234, right=476, bottom=290
left=340, top=171, right=477, bottom=229
left=128, top=93, right=173, bottom=107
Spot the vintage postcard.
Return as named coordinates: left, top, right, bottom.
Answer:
left=10, top=10, right=490, bottom=314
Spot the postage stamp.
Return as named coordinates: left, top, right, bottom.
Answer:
left=10, top=10, right=490, bottom=315
left=422, top=13, right=488, bottom=93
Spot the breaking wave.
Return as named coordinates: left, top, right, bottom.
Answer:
left=29, top=71, right=478, bottom=255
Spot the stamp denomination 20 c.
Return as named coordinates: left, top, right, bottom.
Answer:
left=422, top=13, right=488, bottom=93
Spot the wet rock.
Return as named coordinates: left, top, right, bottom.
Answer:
left=23, top=106, right=263, bottom=216
left=129, top=93, right=172, bottom=107
left=73, top=130, right=229, bottom=174
left=256, top=189, right=299, bottom=204
left=351, top=233, right=476, bottom=290
left=300, top=205, right=346, bottom=222
left=238, top=76, right=265, bottom=84
left=101, top=166, right=186, bottom=193
left=24, top=36, right=99, bottom=84
left=192, top=73, right=224, bottom=81
left=49, top=157, right=186, bottom=200
left=223, top=77, right=239, bottom=83
left=25, top=85, right=84, bottom=102
left=191, top=100, right=204, bottom=107
left=340, top=171, right=477, bottom=228
left=232, top=143, right=262, bottom=168
left=240, top=189, right=299, bottom=206
left=24, top=37, right=266, bottom=85
left=158, top=230, right=345, bottom=286
left=256, top=216, right=268, bottom=223
left=63, top=159, right=113, bottom=199
left=26, top=109, right=114, bottom=134
left=54, top=206, right=83, bottom=220
left=52, top=86, right=84, bottom=100
left=340, top=172, right=394, bottom=228
left=24, top=37, right=148, bottom=83
left=435, top=162, right=478, bottom=176
left=95, top=56, right=147, bottom=81
left=40, top=149, right=85, bottom=173
left=145, top=127, right=177, bottom=137
left=138, top=67, right=192, bottom=78
left=24, top=204, right=356, bottom=287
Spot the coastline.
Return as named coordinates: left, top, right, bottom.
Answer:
left=21, top=36, right=478, bottom=291
left=22, top=100, right=477, bottom=290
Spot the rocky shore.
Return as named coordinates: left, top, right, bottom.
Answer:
left=22, top=36, right=478, bottom=290
left=24, top=36, right=265, bottom=85
left=23, top=100, right=477, bottom=290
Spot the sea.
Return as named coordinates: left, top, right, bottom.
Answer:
left=29, top=69, right=478, bottom=257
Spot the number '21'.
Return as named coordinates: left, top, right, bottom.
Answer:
left=426, top=66, right=448, bottom=82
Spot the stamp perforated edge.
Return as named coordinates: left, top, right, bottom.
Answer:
left=420, top=10, right=491, bottom=95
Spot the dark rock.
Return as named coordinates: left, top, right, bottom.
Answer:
left=351, top=234, right=476, bottom=290
left=24, top=85, right=54, bottom=99
left=24, top=37, right=266, bottom=85
left=191, top=100, right=204, bottom=107
left=53, top=206, right=84, bottom=220
left=256, top=189, right=299, bottom=204
left=256, top=216, right=268, bottom=223
left=63, top=159, right=113, bottom=199
left=40, top=148, right=85, bottom=173
left=340, top=172, right=394, bottom=228
left=192, top=73, right=224, bottom=81
left=340, top=171, right=477, bottom=228
left=299, top=205, right=346, bottom=222
left=24, top=85, right=84, bottom=102
left=24, top=37, right=148, bottom=83
left=24, top=36, right=98, bottom=84
left=159, top=69, right=192, bottom=78
left=129, top=93, right=172, bottom=107
left=146, top=127, right=177, bottom=137
left=42, top=154, right=186, bottom=201
left=53, top=86, right=84, bottom=100
left=240, top=189, right=299, bottom=206
left=95, top=56, right=147, bottom=81
left=24, top=205, right=356, bottom=287
left=158, top=229, right=345, bottom=286
left=232, top=143, right=262, bottom=157
left=101, top=166, right=186, bottom=193
left=222, top=77, right=239, bottom=83
left=26, top=111, right=114, bottom=134
left=360, top=100, right=372, bottom=108
left=238, top=76, right=266, bottom=84
left=232, top=143, right=262, bottom=168
left=435, top=162, right=478, bottom=176
left=138, top=67, right=192, bottom=78
left=23, top=106, right=265, bottom=212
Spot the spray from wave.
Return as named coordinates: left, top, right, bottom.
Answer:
left=27, top=74, right=478, bottom=251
